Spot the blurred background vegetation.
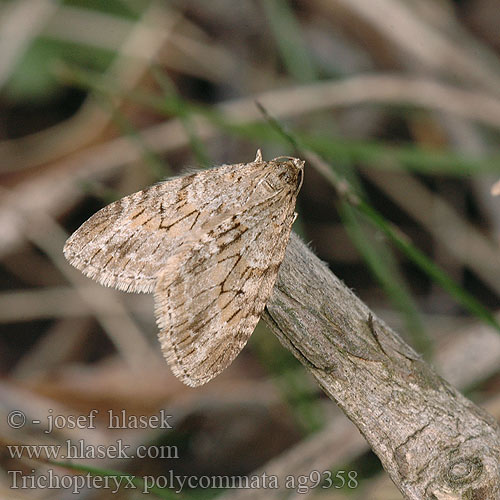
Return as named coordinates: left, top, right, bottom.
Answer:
left=1, top=0, right=500, bottom=498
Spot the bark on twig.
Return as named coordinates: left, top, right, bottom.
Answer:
left=263, top=233, right=500, bottom=500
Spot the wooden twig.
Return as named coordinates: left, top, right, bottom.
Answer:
left=263, top=233, right=500, bottom=499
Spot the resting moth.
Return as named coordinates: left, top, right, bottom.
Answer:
left=64, top=150, right=304, bottom=386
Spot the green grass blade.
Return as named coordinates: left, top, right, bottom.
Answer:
left=340, top=200, right=432, bottom=356
left=261, top=0, right=318, bottom=82
left=355, top=198, right=500, bottom=331
left=100, top=95, right=172, bottom=180
left=151, top=66, right=212, bottom=168
left=303, top=134, right=500, bottom=175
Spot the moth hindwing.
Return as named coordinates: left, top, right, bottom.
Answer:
left=64, top=151, right=304, bottom=386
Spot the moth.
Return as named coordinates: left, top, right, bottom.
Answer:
left=64, top=150, right=304, bottom=386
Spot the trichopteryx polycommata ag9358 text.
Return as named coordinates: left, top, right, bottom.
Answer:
left=64, top=150, right=304, bottom=386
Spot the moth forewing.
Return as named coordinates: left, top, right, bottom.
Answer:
left=63, top=153, right=304, bottom=386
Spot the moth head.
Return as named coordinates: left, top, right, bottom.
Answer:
left=265, top=156, right=304, bottom=195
